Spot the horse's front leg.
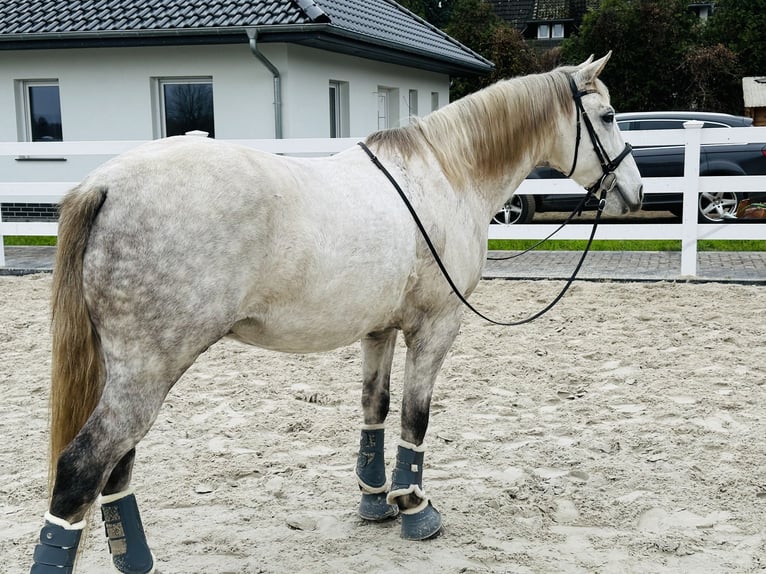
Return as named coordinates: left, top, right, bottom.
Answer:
left=356, top=328, right=399, bottom=521
left=387, top=313, right=461, bottom=540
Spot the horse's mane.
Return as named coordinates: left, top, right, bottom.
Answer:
left=365, top=66, right=587, bottom=188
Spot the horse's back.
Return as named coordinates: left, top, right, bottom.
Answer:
left=76, top=137, right=417, bottom=354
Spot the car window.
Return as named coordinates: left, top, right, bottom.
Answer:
left=636, top=120, right=686, bottom=130
left=617, top=120, right=635, bottom=131
left=702, top=121, right=730, bottom=128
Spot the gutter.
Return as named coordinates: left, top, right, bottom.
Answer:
left=246, top=28, right=282, bottom=139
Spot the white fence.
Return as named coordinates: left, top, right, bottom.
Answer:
left=1, top=124, right=766, bottom=275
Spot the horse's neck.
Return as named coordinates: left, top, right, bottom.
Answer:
left=421, top=81, right=560, bottom=216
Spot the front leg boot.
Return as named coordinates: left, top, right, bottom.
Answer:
left=387, top=442, right=442, bottom=540
left=356, top=425, right=399, bottom=521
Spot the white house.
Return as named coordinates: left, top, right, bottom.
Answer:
left=0, top=0, right=493, bottom=201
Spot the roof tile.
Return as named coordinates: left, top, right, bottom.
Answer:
left=0, top=0, right=491, bottom=73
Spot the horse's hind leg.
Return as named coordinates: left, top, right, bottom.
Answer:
left=356, top=329, right=399, bottom=521
left=386, top=313, right=461, bottom=540
left=34, top=357, right=190, bottom=574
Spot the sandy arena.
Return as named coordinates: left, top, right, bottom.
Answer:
left=1, top=273, right=765, bottom=573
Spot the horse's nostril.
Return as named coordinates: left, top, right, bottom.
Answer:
left=638, top=185, right=644, bottom=205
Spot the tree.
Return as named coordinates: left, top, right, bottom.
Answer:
left=397, top=0, right=452, bottom=29
left=561, top=0, right=701, bottom=112
left=682, top=43, right=742, bottom=114
left=703, top=0, right=766, bottom=77
left=398, top=0, right=540, bottom=100
left=447, top=8, right=539, bottom=99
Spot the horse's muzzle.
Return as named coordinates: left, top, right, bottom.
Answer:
left=618, top=183, right=643, bottom=213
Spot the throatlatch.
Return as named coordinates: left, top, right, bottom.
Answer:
left=356, top=425, right=399, bottom=521
left=100, top=490, right=155, bottom=574
left=30, top=513, right=85, bottom=574
left=387, top=442, right=442, bottom=540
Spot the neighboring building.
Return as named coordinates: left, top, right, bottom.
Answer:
left=489, top=0, right=598, bottom=46
left=0, top=0, right=492, bottom=220
left=743, top=77, right=766, bottom=127
left=490, top=0, right=715, bottom=46
left=688, top=2, right=715, bottom=20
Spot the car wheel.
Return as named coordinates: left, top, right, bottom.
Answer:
left=698, top=190, right=740, bottom=222
left=491, top=194, right=535, bottom=225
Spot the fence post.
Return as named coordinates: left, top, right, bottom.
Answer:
left=0, top=214, right=5, bottom=267
left=681, top=121, right=703, bottom=276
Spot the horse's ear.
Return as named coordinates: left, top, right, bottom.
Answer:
left=575, top=51, right=612, bottom=85
left=577, top=54, right=595, bottom=68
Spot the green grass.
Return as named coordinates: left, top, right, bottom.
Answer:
left=488, top=239, right=766, bottom=251
left=4, top=236, right=764, bottom=252
left=3, top=236, right=57, bottom=246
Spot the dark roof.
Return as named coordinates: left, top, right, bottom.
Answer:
left=490, top=0, right=598, bottom=29
left=0, top=0, right=493, bottom=75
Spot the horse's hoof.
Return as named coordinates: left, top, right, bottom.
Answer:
left=358, top=492, right=399, bottom=521
left=400, top=502, right=442, bottom=540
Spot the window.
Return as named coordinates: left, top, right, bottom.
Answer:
left=408, top=89, right=418, bottom=121
left=691, top=3, right=713, bottom=19
left=431, top=92, right=440, bottom=112
left=538, top=23, right=564, bottom=39
left=157, top=78, right=215, bottom=137
left=19, top=80, right=63, bottom=141
left=377, top=89, right=389, bottom=130
left=637, top=120, right=687, bottom=130
left=329, top=80, right=349, bottom=138
left=376, top=87, right=399, bottom=130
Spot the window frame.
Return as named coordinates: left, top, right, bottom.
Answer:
left=431, top=91, right=440, bottom=113
left=17, top=79, right=63, bottom=142
left=376, top=86, right=400, bottom=130
left=154, top=76, right=215, bottom=138
left=408, top=89, right=418, bottom=122
left=329, top=80, right=350, bottom=138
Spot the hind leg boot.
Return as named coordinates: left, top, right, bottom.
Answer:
left=100, top=489, right=155, bottom=574
left=30, top=513, right=85, bottom=574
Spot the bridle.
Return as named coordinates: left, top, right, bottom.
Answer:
left=487, top=76, right=637, bottom=263
left=357, top=74, right=636, bottom=326
left=565, top=76, right=634, bottom=204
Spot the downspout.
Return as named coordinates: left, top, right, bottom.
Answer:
left=247, top=28, right=282, bottom=139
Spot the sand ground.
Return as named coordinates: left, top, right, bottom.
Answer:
left=1, top=274, right=765, bottom=573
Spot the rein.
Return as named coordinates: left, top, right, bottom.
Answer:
left=357, top=74, right=632, bottom=327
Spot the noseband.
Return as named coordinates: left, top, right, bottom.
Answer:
left=565, top=76, right=633, bottom=203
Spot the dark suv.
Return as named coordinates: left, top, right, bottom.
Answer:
left=493, top=111, right=766, bottom=224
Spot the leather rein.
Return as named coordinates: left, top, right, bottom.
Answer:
left=358, top=75, right=634, bottom=326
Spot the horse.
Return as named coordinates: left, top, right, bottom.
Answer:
left=30, top=53, right=642, bottom=573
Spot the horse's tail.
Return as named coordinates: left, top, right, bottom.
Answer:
left=48, top=184, right=107, bottom=491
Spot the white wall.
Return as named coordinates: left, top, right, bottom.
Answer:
left=0, top=44, right=275, bottom=141
left=0, top=41, right=450, bottom=181
left=280, top=44, right=449, bottom=136
left=0, top=42, right=450, bottom=141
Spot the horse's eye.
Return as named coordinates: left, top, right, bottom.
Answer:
left=603, top=111, right=615, bottom=124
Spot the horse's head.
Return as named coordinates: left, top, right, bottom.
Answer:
left=551, top=52, right=643, bottom=215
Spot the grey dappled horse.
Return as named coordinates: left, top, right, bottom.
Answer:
left=30, top=54, right=641, bottom=573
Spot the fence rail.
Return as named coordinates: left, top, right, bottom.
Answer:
left=1, top=127, right=765, bottom=275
